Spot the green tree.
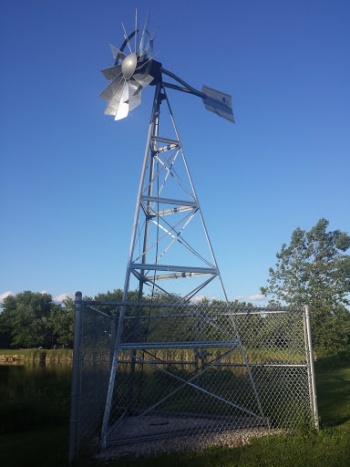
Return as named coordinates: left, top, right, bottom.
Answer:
left=0, top=291, right=54, bottom=348
left=261, top=219, right=350, bottom=355
left=50, top=298, right=75, bottom=348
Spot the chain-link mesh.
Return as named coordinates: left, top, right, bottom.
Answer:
left=70, top=300, right=317, bottom=461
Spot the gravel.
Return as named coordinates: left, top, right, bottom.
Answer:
left=96, top=414, right=282, bottom=461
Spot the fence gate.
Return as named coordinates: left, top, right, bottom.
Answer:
left=69, top=293, right=318, bottom=462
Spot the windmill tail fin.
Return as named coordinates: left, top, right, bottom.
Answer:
left=201, top=85, right=235, bottom=123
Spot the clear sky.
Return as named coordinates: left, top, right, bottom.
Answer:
left=1, top=0, right=349, bottom=304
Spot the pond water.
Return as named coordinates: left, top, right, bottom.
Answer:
left=0, top=364, right=72, bottom=433
left=1, top=362, right=72, bottom=384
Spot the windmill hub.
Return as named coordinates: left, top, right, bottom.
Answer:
left=122, top=53, right=138, bottom=79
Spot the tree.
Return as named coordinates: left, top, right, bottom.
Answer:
left=261, top=219, right=350, bottom=355
left=0, top=291, right=54, bottom=348
left=0, top=292, right=77, bottom=349
left=50, top=298, right=75, bottom=348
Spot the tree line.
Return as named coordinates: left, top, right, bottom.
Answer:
left=0, top=289, right=250, bottom=350
left=1, top=219, right=349, bottom=356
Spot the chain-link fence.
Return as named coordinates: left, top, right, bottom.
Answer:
left=69, top=293, right=318, bottom=462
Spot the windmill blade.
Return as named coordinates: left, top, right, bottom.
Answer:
left=99, top=74, right=124, bottom=103
left=138, top=11, right=148, bottom=55
left=104, top=81, right=130, bottom=120
left=128, top=93, right=141, bottom=112
left=101, top=65, right=122, bottom=81
left=115, top=82, right=130, bottom=120
left=143, top=32, right=154, bottom=60
left=201, top=86, right=235, bottom=123
left=133, top=72, right=154, bottom=87
left=104, top=104, right=119, bottom=116
left=138, top=13, right=154, bottom=59
left=128, top=81, right=142, bottom=111
left=121, top=22, right=133, bottom=54
left=134, top=9, right=138, bottom=54
left=109, top=44, right=126, bottom=63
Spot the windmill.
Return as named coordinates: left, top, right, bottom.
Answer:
left=98, top=13, right=265, bottom=451
left=100, top=13, right=234, bottom=304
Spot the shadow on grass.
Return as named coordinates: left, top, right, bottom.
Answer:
left=316, top=351, right=350, bottom=428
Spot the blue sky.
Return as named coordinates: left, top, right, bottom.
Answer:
left=1, top=0, right=349, bottom=304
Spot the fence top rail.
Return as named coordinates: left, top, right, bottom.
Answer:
left=81, top=299, right=302, bottom=314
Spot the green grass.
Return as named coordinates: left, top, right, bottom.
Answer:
left=1, top=354, right=349, bottom=467
left=106, top=429, right=350, bottom=467
left=316, top=367, right=350, bottom=427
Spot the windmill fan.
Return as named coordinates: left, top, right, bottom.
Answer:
left=100, top=16, right=157, bottom=120
left=100, top=13, right=234, bottom=122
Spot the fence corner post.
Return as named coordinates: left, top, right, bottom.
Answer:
left=303, top=304, right=319, bottom=430
left=69, top=291, right=83, bottom=463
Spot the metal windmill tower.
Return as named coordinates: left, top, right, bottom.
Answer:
left=100, top=13, right=234, bottom=304
left=98, top=13, right=265, bottom=449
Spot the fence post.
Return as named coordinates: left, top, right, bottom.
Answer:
left=69, top=291, right=83, bottom=463
left=110, top=312, right=117, bottom=366
left=303, top=304, right=319, bottom=430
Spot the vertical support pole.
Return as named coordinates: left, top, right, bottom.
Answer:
left=194, top=309, right=199, bottom=374
left=303, top=304, right=319, bottom=430
left=110, top=312, right=117, bottom=367
left=69, top=291, right=83, bottom=463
